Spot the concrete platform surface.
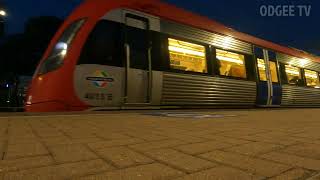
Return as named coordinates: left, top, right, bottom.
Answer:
left=0, top=109, right=320, bottom=179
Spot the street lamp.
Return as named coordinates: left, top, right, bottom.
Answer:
left=0, top=9, right=5, bottom=37
left=0, top=9, right=5, bottom=16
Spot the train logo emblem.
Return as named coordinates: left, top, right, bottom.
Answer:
left=86, top=70, right=114, bottom=88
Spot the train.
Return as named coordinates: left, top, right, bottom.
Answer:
left=25, top=0, right=320, bottom=112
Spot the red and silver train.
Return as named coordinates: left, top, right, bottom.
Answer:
left=25, top=0, right=320, bottom=112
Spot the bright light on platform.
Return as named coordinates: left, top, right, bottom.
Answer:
left=0, top=10, right=6, bottom=16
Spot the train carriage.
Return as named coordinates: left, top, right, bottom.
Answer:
left=25, top=0, right=320, bottom=112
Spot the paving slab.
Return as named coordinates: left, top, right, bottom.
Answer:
left=41, top=136, right=74, bottom=146
left=124, top=132, right=168, bottom=141
left=88, top=138, right=144, bottom=150
left=240, top=135, right=302, bottom=146
left=7, top=137, right=40, bottom=145
left=4, top=143, right=49, bottom=160
left=73, top=137, right=105, bottom=144
left=35, top=130, right=65, bottom=138
left=0, top=156, right=53, bottom=173
left=223, top=141, right=283, bottom=156
left=173, top=140, right=234, bottom=155
left=162, top=133, right=207, bottom=143
left=279, top=143, right=320, bottom=160
left=129, top=139, right=188, bottom=152
left=73, top=163, right=184, bottom=180
left=292, top=131, right=320, bottom=140
left=200, top=150, right=291, bottom=177
left=307, top=173, right=320, bottom=180
left=3, top=159, right=114, bottom=180
left=174, top=166, right=264, bottom=180
left=94, top=146, right=154, bottom=168
left=145, top=148, right=217, bottom=173
left=49, top=144, right=98, bottom=163
left=261, top=152, right=320, bottom=171
left=268, top=168, right=314, bottom=180
left=95, top=132, right=132, bottom=140
left=199, top=135, right=253, bottom=145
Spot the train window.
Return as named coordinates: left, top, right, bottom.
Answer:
left=77, top=20, right=122, bottom=67
left=269, top=61, right=279, bottom=83
left=168, top=38, right=207, bottom=73
left=285, top=65, right=303, bottom=85
left=216, top=49, right=246, bottom=79
left=257, top=59, right=279, bottom=83
left=257, top=58, right=267, bottom=81
left=304, top=69, right=319, bottom=87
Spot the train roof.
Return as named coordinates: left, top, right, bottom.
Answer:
left=70, top=0, right=320, bottom=63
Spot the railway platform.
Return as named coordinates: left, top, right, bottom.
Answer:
left=0, top=109, right=320, bottom=179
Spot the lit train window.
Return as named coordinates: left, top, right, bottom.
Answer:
left=257, top=58, right=267, bottom=81
left=168, top=38, right=207, bottom=73
left=285, top=65, right=303, bottom=85
left=269, top=61, right=279, bottom=83
left=216, top=49, right=246, bottom=78
left=304, top=69, right=319, bottom=87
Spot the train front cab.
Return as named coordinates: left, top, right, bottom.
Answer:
left=25, top=18, right=89, bottom=112
left=73, top=10, right=163, bottom=109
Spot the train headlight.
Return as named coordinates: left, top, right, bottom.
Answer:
left=26, top=95, right=32, bottom=105
left=55, top=42, right=68, bottom=57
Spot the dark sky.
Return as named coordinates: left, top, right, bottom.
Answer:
left=3, top=0, right=320, bottom=55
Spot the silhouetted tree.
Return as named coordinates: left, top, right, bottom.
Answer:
left=0, top=16, right=63, bottom=76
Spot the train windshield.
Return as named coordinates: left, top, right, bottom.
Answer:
left=37, top=19, right=86, bottom=75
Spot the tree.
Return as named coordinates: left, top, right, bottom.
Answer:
left=0, top=16, right=63, bottom=76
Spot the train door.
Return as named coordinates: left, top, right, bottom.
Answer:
left=256, top=48, right=282, bottom=106
left=123, top=13, right=152, bottom=104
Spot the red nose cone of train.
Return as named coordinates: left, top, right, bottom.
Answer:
left=25, top=69, right=88, bottom=112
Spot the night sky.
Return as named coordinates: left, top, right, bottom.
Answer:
left=3, top=0, right=320, bottom=55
